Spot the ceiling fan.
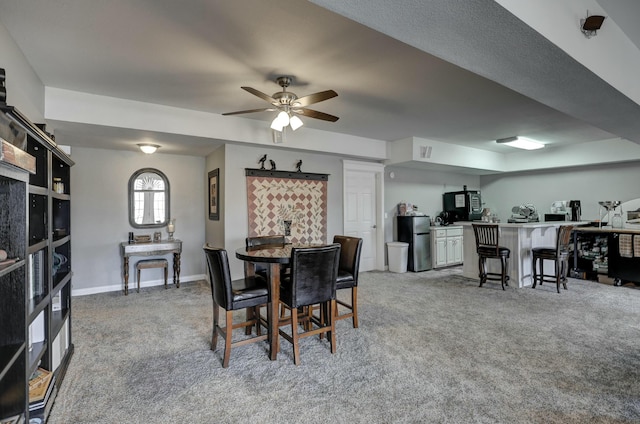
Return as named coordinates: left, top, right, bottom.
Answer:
left=222, top=76, right=339, bottom=132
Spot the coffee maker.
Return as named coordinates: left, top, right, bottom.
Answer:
left=569, top=200, right=581, bottom=222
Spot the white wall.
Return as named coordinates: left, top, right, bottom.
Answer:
left=70, top=147, right=206, bottom=295
left=480, top=161, right=640, bottom=222
left=221, top=143, right=345, bottom=279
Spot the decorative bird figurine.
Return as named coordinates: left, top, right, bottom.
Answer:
left=258, top=154, right=267, bottom=170
left=270, top=159, right=276, bottom=170
left=295, top=160, right=302, bottom=172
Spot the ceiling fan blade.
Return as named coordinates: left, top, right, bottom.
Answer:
left=291, top=90, right=338, bottom=107
left=241, top=86, right=278, bottom=105
left=222, top=108, right=275, bottom=116
left=293, top=108, right=339, bottom=122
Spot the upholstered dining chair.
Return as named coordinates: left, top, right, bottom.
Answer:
left=472, top=223, right=510, bottom=290
left=278, top=244, right=341, bottom=365
left=203, top=245, right=268, bottom=368
left=332, top=235, right=363, bottom=328
left=245, top=234, right=287, bottom=279
left=532, top=224, right=575, bottom=293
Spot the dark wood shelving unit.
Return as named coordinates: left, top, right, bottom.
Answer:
left=1, top=105, right=74, bottom=423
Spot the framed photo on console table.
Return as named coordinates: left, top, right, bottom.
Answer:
left=208, top=168, right=219, bottom=220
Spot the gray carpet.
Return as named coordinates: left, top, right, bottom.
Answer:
left=48, top=269, right=640, bottom=423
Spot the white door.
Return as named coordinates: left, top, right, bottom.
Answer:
left=344, top=168, right=377, bottom=271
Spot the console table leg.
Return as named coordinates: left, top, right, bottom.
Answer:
left=123, top=256, right=130, bottom=295
left=174, top=252, right=181, bottom=288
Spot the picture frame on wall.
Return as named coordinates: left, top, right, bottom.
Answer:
left=208, top=168, right=219, bottom=220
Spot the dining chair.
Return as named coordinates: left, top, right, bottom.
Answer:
left=472, top=223, right=510, bottom=290
left=245, top=234, right=287, bottom=280
left=332, top=235, right=363, bottom=328
left=203, top=245, right=268, bottom=368
left=532, top=225, right=575, bottom=293
left=278, top=244, right=341, bottom=365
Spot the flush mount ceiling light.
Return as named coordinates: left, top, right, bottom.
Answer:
left=496, top=136, right=545, bottom=150
left=137, top=143, right=160, bottom=154
left=581, top=13, right=605, bottom=38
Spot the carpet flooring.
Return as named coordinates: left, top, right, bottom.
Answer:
left=48, top=268, right=640, bottom=423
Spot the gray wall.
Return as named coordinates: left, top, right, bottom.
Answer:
left=383, top=165, right=480, bottom=241
left=71, top=147, right=206, bottom=294
left=480, top=161, right=640, bottom=222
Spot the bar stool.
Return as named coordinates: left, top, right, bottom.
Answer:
left=472, top=223, right=510, bottom=290
left=532, top=225, right=574, bottom=293
left=136, top=258, right=168, bottom=292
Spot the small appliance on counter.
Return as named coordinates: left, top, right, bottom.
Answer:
left=507, top=203, right=539, bottom=223
left=569, top=200, right=582, bottom=222
left=442, top=186, right=482, bottom=223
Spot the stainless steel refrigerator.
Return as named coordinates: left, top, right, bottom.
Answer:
left=397, top=216, right=432, bottom=272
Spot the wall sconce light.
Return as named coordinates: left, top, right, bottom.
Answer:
left=138, top=143, right=160, bottom=154
left=496, top=136, right=544, bottom=150
left=581, top=13, right=605, bottom=38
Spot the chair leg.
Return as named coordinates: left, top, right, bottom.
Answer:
left=351, top=287, right=358, bottom=328
left=500, top=257, right=506, bottom=290
left=478, top=257, right=486, bottom=287
left=211, top=303, right=219, bottom=351
left=555, top=259, right=561, bottom=294
left=245, top=308, right=254, bottom=335
left=137, top=268, right=141, bottom=293
left=329, top=299, right=337, bottom=354
left=291, top=307, right=301, bottom=366
left=532, top=256, right=538, bottom=288
left=539, top=259, right=545, bottom=286
left=561, top=258, right=569, bottom=291
left=222, top=310, right=233, bottom=368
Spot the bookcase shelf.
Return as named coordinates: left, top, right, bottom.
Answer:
left=1, top=105, right=74, bottom=423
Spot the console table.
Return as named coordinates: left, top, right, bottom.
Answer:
left=120, top=239, right=182, bottom=295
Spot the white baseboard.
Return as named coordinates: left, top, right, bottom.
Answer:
left=71, top=274, right=207, bottom=297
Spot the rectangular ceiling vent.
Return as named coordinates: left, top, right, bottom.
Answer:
left=420, top=145, right=432, bottom=159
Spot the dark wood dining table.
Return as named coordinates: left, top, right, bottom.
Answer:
left=235, top=243, right=330, bottom=360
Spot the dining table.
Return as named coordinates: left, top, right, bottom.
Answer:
left=235, top=243, right=331, bottom=360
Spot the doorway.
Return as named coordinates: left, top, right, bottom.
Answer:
left=342, top=160, right=384, bottom=271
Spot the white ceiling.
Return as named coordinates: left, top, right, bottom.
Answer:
left=1, top=0, right=639, bottom=157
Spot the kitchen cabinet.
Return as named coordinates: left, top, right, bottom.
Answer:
left=432, top=226, right=463, bottom=268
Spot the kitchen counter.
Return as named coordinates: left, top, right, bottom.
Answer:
left=459, top=221, right=590, bottom=288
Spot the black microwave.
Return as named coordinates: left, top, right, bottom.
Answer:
left=443, top=190, right=482, bottom=223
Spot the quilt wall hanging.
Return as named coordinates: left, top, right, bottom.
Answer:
left=245, top=168, right=328, bottom=244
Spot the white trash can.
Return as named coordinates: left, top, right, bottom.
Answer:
left=387, top=242, right=409, bottom=273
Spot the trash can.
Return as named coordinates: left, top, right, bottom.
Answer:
left=387, top=242, right=409, bottom=273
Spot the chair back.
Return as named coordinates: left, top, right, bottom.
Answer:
left=246, top=235, right=286, bottom=248
left=556, top=225, right=574, bottom=256
left=472, top=223, right=500, bottom=255
left=333, top=235, right=363, bottom=286
left=283, top=244, right=341, bottom=308
left=203, top=245, right=233, bottom=310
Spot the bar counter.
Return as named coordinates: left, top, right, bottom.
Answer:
left=459, top=221, right=591, bottom=288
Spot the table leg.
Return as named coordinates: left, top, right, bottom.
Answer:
left=123, top=256, right=129, bottom=295
left=174, top=252, right=181, bottom=288
left=268, top=263, right=281, bottom=361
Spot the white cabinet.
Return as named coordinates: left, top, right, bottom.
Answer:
left=432, top=226, right=463, bottom=268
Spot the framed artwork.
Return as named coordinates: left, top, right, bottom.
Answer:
left=208, top=169, right=219, bottom=220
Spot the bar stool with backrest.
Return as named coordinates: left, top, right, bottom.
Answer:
left=332, top=235, right=363, bottom=328
left=472, top=223, right=510, bottom=290
left=532, top=224, right=575, bottom=293
left=203, top=245, right=268, bottom=368
left=278, top=244, right=341, bottom=365
left=245, top=235, right=287, bottom=280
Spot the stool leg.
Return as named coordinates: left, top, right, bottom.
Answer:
left=137, top=268, right=141, bottom=293
left=555, top=259, right=561, bottom=293
left=164, top=265, right=168, bottom=289
left=561, top=258, right=569, bottom=291
left=500, top=257, right=506, bottom=290
left=478, top=256, right=486, bottom=287
left=532, top=256, right=538, bottom=289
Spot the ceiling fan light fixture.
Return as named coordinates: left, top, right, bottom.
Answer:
left=270, top=118, right=284, bottom=132
left=289, top=115, right=303, bottom=131
left=496, top=136, right=544, bottom=150
left=138, top=143, right=160, bottom=154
